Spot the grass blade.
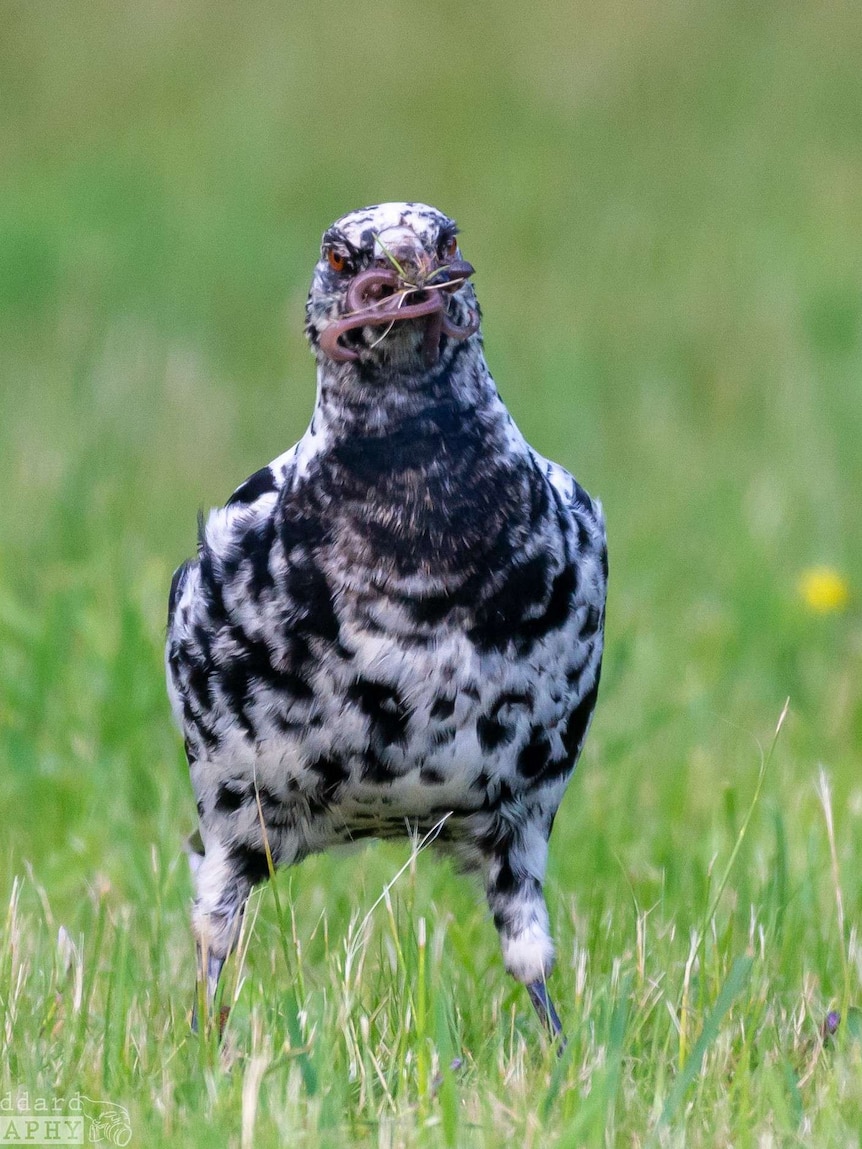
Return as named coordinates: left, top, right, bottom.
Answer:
left=657, top=955, right=753, bottom=1131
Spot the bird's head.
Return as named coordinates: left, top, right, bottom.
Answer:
left=305, top=203, right=481, bottom=373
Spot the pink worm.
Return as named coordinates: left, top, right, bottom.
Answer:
left=319, top=264, right=479, bottom=364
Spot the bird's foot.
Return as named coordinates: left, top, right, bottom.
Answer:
left=191, top=949, right=227, bottom=1035
left=526, top=979, right=566, bottom=1053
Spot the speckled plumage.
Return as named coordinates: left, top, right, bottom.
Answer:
left=166, top=202, right=607, bottom=1035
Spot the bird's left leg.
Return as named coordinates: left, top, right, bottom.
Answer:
left=483, top=824, right=565, bottom=1044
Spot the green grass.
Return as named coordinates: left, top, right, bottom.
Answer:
left=2, top=1, right=862, bottom=1144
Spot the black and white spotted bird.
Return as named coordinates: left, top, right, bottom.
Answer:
left=166, top=202, right=607, bottom=1039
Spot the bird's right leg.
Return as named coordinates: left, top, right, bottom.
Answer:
left=187, top=833, right=254, bottom=1034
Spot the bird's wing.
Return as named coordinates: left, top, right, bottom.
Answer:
left=196, top=443, right=300, bottom=569
left=165, top=442, right=301, bottom=732
left=225, top=444, right=300, bottom=510
left=166, top=443, right=299, bottom=634
left=534, top=451, right=607, bottom=561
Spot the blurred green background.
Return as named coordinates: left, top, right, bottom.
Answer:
left=1, top=1, right=861, bottom=1135
left=3, top=0, right=861, bottom=908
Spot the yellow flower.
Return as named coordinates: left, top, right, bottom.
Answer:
left=798, top=567, right=850, bottom=613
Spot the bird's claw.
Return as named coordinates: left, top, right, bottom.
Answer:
left=526, top=979, right=566, bottom=1053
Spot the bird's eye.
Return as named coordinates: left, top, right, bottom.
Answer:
left=327, top=249, right=348, bottom=273
left=439, top=234, right=458, bottom=261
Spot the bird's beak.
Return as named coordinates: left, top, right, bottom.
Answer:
left=370, top=229, right=475, bottom=290
left=319, top=245, right=478, bottom=365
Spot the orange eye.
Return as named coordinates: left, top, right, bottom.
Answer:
left=440, top=235, right=458, bottom=260
left=327, top=249, right=347, bottom=273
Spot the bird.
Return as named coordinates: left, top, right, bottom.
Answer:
left=165, top=201, right=607, bottom=1041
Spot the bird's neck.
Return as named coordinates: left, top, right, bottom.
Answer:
left=294, top=346, right=538, bottom=580
left=309, top=344, right=505, bottom=445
